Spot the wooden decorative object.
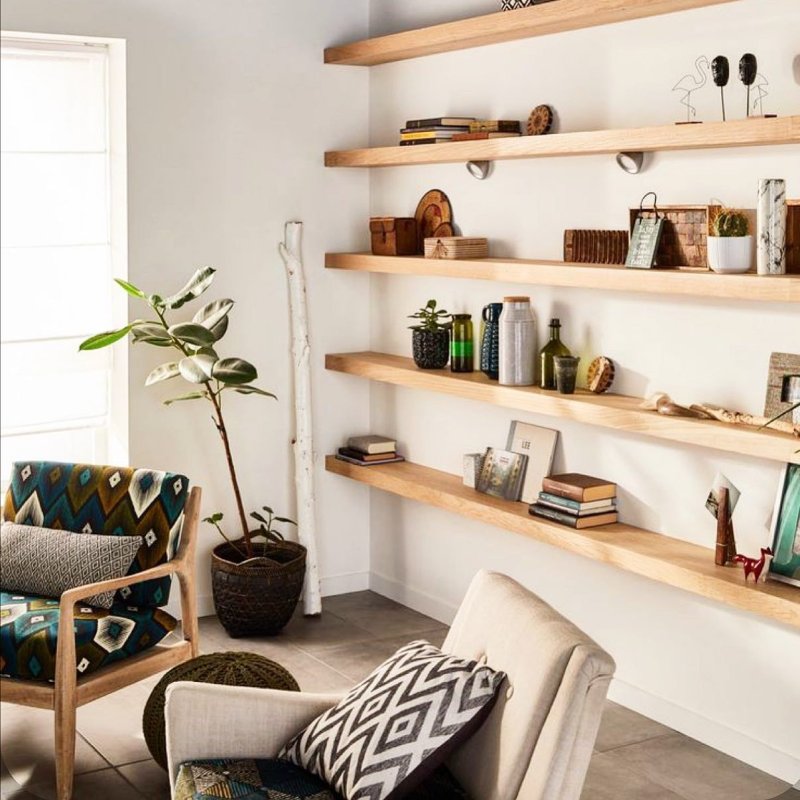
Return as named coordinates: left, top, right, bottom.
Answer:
left=734, top=548, right=773, bottom=583
left=628, top=204, right=722, bottom=268
left=424, top=236, right=489, bottom=259
left=787, top=200, right=800, bottom=274
left=564, top=230, right=628, bottom=264
left=763, top=352, right=800, bottom=423
left=432, top=222, right=454, bottom=238
left=587, top=357, right=615, bottom=393
left=715, top=487, right=732, bottom=566
left=414, top=189, right=452, bottom=253
left=527, top=104, right=554, bottom=135
left=370, top=217, right=418, bottom=256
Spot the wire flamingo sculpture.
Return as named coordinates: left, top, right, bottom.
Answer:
left=673, top=55, right=710, bottom=123
left=751, top=72, right=770, bottom=116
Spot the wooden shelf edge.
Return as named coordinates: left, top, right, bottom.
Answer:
left=326, top=456, right=800, bottom=629
left=325, top=117, right=800, bottom=168
left=324, top=0, right=736, bottom=66
left=325, top=352, right=800, bottom=465
left=325, top=253, right=800, bottom=303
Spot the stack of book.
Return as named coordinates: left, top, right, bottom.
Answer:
left=336, top=435, right=405, bottom=467
left=529, top=473, right=617, bottom=529
left=399, top=116, right=475, bottom=146
left=452, top=120, right=522, bottom=142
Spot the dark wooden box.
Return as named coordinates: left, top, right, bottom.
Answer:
left=370, top=217, right=418, bottom=256
left=787, top=200, right=800, bottom=274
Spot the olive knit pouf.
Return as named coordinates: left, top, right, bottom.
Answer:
left=142, top=652, right=300, bottom=770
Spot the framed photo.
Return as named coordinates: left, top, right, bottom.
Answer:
left=768, top=463, right=800, bottom=587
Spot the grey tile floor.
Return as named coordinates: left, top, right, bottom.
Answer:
left=0, top=591, right=793, bottom=800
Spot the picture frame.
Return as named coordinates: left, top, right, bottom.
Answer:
left=768, top=462, right=800, bottom=587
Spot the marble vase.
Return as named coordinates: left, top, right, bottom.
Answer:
left=757, top=178, right=787, bottom=275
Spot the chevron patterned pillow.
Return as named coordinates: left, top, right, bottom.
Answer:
left=279, top=640, right=506, bottom=800
left=0, top=523, right=143, bottom=609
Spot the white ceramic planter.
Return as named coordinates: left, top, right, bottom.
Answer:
left=707, top=235, right=753, bottom=274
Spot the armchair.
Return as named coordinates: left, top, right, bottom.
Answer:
left=0, top=461, right=202, bottom=800
left=165, top=570, right=615, bottom=800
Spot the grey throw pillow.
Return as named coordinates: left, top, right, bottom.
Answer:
left=279, top=640, right=506, bottom=800
left=0, top=522, right=142, bottom=609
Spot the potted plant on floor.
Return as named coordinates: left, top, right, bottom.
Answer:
left=80, top=268, right=306, bottom=636
left=707, top=209, right=753, bottom=274
left=409, top=299, right=451, bottom=369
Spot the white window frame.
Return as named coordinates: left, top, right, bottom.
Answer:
left=0, top=30, right=129, bottom=472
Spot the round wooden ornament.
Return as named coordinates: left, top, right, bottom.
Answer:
left=587, top=356, right=615, bottom=393
left=527, top=104, right=554, bottom=136
left=415, top=189, right=453, bottom=251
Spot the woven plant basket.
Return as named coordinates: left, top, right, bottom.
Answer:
left=142, top=651, right=300, bottom=770
left=211, top=535, right=307, bottom=637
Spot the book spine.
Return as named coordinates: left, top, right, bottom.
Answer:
left=469, top=121, right=521, bottom=133
left=540, top=479, right=587, bottom=502
left=529, top=504, right=579, bottom=528
left=538, top=492, right=582, bottom=510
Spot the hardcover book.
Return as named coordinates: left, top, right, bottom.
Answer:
left=335, top=453, right=405, bottom=467
left=535, top=498, right=616, bottom=517
left=469, top=120, right=521, bottom=133
left=405, top=116, right=476, bottom=129
left=538, top=491, right=617, bottom=512
left=506, top=421, right=558, bottom=504
left=541, top=473, right=616, bottom=503
left=451, top=131, right=521, bottom=141
left=346, top=435, right=397, bottom=455
left=476, top=448, right=528, bottom=501
left=338, top=447, right=396, bottom=463
left=529, top=503, right=618, bottom=529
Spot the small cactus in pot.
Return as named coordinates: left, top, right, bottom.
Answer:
left=408, top=299, right=451, bottom=369
left=707, top=208, right=753, bottom=274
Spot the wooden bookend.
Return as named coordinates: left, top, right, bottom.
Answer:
left=715, top=487, right=731, bottom=566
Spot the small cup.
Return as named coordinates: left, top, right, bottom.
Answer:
left=554, top=355, right=580, bottom=394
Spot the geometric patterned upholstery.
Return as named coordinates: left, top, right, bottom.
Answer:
left=173, top=759, right=470, bottom=800
left=0, top=591, right=177, bottom=682
left=2, top=462, right=189, bottom=607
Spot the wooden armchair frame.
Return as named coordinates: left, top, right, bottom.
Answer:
left=0, top=486, right=202, bottom=800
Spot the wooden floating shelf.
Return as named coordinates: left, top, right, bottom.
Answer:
left=324, top=0, right=735, bottom=66
left=325, top=253, right=800, bottom=304
left=325, top=352, right=800, bottom=465
left=326, top=456, right=800, bottom=630
left=325, top=116, right=799, bottom=168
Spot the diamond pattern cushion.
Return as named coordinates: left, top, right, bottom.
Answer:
left=279, top=641, right=505, bottom=800
left=0, top=591, right=177, bottom=682
left=2, top=462, right=189, bottom=607
left=1, top=523, right=142, bottom=609
left=174, top=759, right=470, bottom=800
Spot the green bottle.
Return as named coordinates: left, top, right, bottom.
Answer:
left=450, top=314, right=474, bottom=373
left=539, top=318, right=570, bottom=389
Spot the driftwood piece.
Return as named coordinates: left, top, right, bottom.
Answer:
left=714, top=487, right=737, bottom=566
left=279, top=221, right=321, bottom=616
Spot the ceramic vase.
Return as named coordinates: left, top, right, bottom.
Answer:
left=757, top=179, right=787, bottom=275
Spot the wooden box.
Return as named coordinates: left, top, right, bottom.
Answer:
left=370, top=217, right=418, bottom=256
left=424, top=236, right=489, bottom=259
left=787, top=200, right=800, bottom=274
left=628, top=204, right=721, bottom=268
left=563, top=230, right=629, bottom=264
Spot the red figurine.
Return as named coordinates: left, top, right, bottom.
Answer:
left=733, top=547, right=773, bottom=584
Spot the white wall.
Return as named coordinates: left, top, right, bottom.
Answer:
left=365, top=0, right=800, bottom=782
left=0, top=0, right=373, bottom=611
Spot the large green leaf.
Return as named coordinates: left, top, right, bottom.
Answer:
left=168, top=322, right=216, bottom=347
left=212, top=357, right=257, bottom=385
left=79, top=324, right=133, bottom=351
left=209, top=315, right=229, bottom=342
left=233, top=384, right=276, bottom=399
left=193, top=299, right=234, bottom=333
left=114, top=278, right=145, bottom=298
left=164, top=267, right=216, bottom=310
left=164, top=391, right=208, bottom=406
left=179, top=353, right=217, bottom=383
left=133, top=323, right=173, bottom=345
left=145, top=361, right=181, bottom=386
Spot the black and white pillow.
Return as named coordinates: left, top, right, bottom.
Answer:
left=279, top=640, right=505, bottom=800
left=0, top=523, right=142, bottom=609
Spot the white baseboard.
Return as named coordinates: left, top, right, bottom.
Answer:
left=368, top=572, right=800, bottom=784
left=609, top=679, right=800, bottom=784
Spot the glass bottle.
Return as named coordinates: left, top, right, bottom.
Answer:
left=539, top=318, right=571, bottom=390
left=450, top=314, right=474, bottom=373
left=499, top=297, right=536, bottom=386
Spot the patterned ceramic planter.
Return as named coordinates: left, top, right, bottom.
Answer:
left=412, top=329, right=449, bottom=369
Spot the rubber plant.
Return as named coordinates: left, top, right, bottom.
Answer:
left=79, top=268, right=274, bottom=560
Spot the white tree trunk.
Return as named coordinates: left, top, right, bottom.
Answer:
left=279, top=221, right=321, bottom=615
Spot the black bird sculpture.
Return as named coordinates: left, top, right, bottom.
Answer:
left=712, top=55, right=730, bottom=121
left=739, top=53, right=758, bottom=117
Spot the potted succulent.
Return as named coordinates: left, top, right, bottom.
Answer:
left=707, top=209, right=753, bottom=274
left=408, top=299, right=451, bottom=369
left=80, top=268, right=306, bottom=636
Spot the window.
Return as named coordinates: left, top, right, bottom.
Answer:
left=1, top=33, right=128, bottom=482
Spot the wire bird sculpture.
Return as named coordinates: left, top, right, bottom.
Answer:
left=751, top=72, right=770, bottom=116
left=672, top=55, right=710, bottom=123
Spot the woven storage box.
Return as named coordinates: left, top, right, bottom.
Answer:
left=628, top=204, right=721, bottom=268
left=370, top=217, right=418, bottom=256
left=564, top=230, right=629, bottom=264
left=424, top=236, right=489, bottom=259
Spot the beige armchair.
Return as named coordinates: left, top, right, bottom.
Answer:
left=165, top=570, right=615, bottom=800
